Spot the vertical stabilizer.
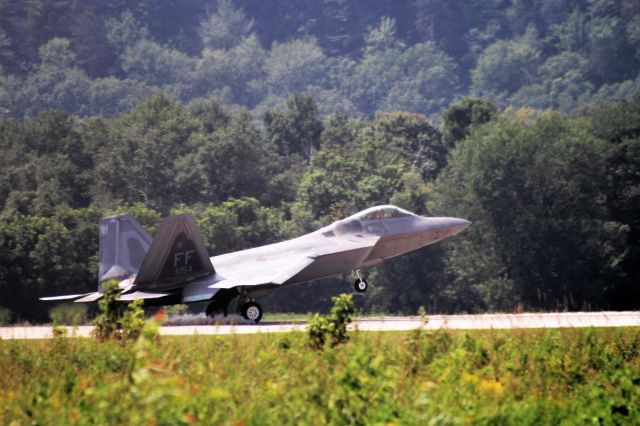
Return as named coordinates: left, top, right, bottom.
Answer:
left=133, top=214, right=215, bottom=290
left=99, top=213, right=152, bottom=284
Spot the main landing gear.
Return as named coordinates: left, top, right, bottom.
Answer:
left=353, top=269, right=368, bottom=293
left=240, top=301, right=263, bottom=323
left=205, top=289, right=263, bottom=323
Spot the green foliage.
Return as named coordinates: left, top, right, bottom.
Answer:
left=92, top=280, right=120, bottom=341
left=471, top=38, right=541, bottom=102
left=93, top=280, right=146, bottom=342
left=1, top=1, right=640, bottom=118
left=48, top=303, right=88, bottom=326
left=105, top=11, right=150, bottom=56
left=52, top=322, right=68, bottom=338
left=2, top=89, right=640, bottom=318
left=119, top=300, right=146, bottom=341
left=1, top=328, right=639, bottom=423
left=1, top=2, right=640, bottom=319
left=307, top=293, right=355, bottom=349
left=264, top=93, right=323, bottom=159
left=0, top=306, right=11, bottom=325
left=436, top=109, right=629, bottom=311
left=441, top=97, right=498, bottom=145
left=164, top=304, right=188, bottom=317
left=0, top=206, right=101, bottom=320
left=199, top=0, right=254, bottom=50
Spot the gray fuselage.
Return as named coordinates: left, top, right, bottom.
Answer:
left=210, top=206, right=470, bottom=288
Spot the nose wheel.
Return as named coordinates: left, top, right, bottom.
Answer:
left=352, top=269, right=368, bottom=292
left=354, top=278, right=368, bottom=292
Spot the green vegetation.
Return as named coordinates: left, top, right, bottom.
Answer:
left=0, top=306, right=11, bottom=325
left=93, top=280, right=146, bottom=342
left=1, top=327, right=639, bottom=424
left=308, top=294, right=355, bottom=349
left=1, top=93, right=640, bottom=321
left=1, top=0, right=639, bottom=119
left=48, top=303, right=88, bottom=326
left=1, top=2, right=639, bottom=321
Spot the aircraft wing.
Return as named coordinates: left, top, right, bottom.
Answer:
left=211, top=235, right=380, bottom=289
left=211, top=256, right=316, bottom=289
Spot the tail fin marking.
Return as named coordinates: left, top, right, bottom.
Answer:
left=133, top=214, right=215, bottom=289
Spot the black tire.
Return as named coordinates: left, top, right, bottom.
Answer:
left=205, top=301, right=216, bottom=318
left=354, top=279, right=368, bottom=292
left=241, top=301, right=263, bottom=323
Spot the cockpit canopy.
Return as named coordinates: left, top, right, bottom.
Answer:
left=353, top=205, right=413, bottom=221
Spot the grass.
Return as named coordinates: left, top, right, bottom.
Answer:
left=1, top=327, right=639, bottom=425
left=261, top=312, right=311, bottom=322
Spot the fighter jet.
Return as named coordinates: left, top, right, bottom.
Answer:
left=41, top=205, right=470, bottom=322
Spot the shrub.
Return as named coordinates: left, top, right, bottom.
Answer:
left=120, top=299, right=146, bottom=340
left=163, top=304, right=188, bottom=317
left=92, top=280, right=146, bottom=341
left=308, top=293, right=355, bottom=349
left=0, top=306, right=11, bottom=325
left=48, top=303, right=88, bottom=325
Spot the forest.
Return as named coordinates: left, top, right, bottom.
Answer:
left=1, top=0, right=640, bottom=119
left=0, top=0, right=639, bottom=322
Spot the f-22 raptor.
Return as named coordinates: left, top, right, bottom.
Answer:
left=41, top=205, right=470, bottom=322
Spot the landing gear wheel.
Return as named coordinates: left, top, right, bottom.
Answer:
left=205, top=301, right=216, bottom=318
left=354, top=279, right=368, bottom=292
left=241, top=301, right=263, bottom=323
left=205, top=301, right=228, bottom=318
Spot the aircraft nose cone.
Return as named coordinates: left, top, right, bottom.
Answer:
left=447, top=218, right=471, bottom=234
left=419, top=216, right=471, bottom=236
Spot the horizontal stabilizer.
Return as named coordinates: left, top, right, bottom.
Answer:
left=39, top=293, right=94, bottom=301
left=75, top=292, right=103, bottom=303
left=118, top=291, right=171, bottom=301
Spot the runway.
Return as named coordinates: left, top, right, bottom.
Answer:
left=2, top=311, right=639, bottom=339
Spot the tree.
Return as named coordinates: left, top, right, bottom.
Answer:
left=0, top=206, right=102, bottom=321
left=193, top=111, right=271, bottom=203
left=585, top=95, right=640, bottom=308
left=509, top=52, right=594, bottom=113
left=105, top=11, right=150, bottom=57
left=16, top=38, right=92, bottom=118
left=441, top=97, right=498, bottom=146
left=264, top=38, right=328, bottom=97
left=0, top=110, right=93, bottom=215
left=381, top=42, right=460, bottom=115
left=436, top=110, right=627, bottom=311
left=94, top=94, right=198, bottom=211
left=199, top=0, right=254, bottom=50
left=263, top=93, right=323, bottom=159
left=364, top=17, right=405, bottom=56
left=471, top=38, right=541, bottom=104
left=194, top=34, right=266, bottom=105
left=121, top=39, right=195, bottom=92
left=371, top=111, right=446, bottom=180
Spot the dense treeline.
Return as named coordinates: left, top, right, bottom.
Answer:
left=0, top=92, right=639, bottom=321
left=1, top=1, right=639, bottom=321
left=1, top=0, right=640, bottom=119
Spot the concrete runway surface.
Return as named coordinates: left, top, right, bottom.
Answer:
left=1, top=311, right=639, bottom=339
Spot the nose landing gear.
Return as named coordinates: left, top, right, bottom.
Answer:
left=352, top=269, right=368, bottom=293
